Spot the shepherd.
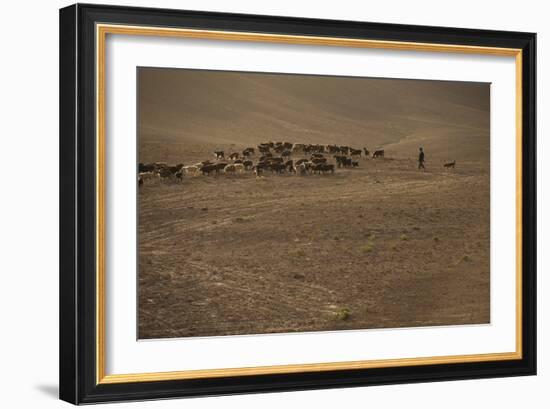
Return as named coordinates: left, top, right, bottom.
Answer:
left=418, top=147, right=425, bottom=170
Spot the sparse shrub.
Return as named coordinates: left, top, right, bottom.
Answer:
left=234, top=216, right=254, bottom=223
left=400, top=234, right=408, bottom=241
left=413, top=226, right=420, bottom=231
left=361, top=234, right=376, bottom=253
left=361, top=243, right=374, bottom=253
left=290, top=249, right=306, bottom=258
left=334, top=308, right=350, bottom=321
left=462, top=255, right=472, bottom=262
left=433, top=236, right=440, bottom=242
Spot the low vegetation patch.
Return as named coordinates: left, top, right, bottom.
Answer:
left=361, top=234, right=376, bottom=253
left=289, top=249, right=306, bottom=258
left=333, top=307, right=351, bottom=321
left=234, top=216, right=254, bottom=223
left=361, top=243, right=375, bottom=253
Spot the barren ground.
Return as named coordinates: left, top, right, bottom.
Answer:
left=138, top=143, right=489, bottom=339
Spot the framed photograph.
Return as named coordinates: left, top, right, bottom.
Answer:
left=59, top=3, right=536, bottom=404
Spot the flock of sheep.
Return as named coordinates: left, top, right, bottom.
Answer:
left=138, top=141, right=385, bottom=186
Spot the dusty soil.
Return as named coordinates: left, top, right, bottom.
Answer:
left=138, top=145, right=489, bottom=339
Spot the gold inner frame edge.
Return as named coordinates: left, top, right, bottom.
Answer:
left=95, top=23, right=523, bottom=385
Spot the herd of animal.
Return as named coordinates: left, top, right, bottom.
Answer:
left=138, top=141, right=384, bottom=186
left=138, top=141, right=457, bottom=186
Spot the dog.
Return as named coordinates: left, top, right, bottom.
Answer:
left=443, top=160, right=456, bottom=169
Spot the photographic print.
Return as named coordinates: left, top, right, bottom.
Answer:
left=137, top=68, right=490, bottom=340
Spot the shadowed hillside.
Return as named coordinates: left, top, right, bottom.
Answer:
left=138, top=68, right=489, bottom=162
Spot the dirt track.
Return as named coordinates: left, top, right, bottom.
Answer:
left=138, top=150, right=489, bottom=339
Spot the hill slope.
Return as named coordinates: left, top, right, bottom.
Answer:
left=138, top=68, right=490, bottom=161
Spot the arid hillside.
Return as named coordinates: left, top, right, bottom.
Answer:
left=137, top=68, right=490, bottom=339
left=138, top=68, right=489, bottom=163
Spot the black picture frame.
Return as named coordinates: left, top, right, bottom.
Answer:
left=60, top=3, right=536, bottom=405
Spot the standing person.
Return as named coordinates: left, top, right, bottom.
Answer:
left=418, top=147, right=425, bottom=170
